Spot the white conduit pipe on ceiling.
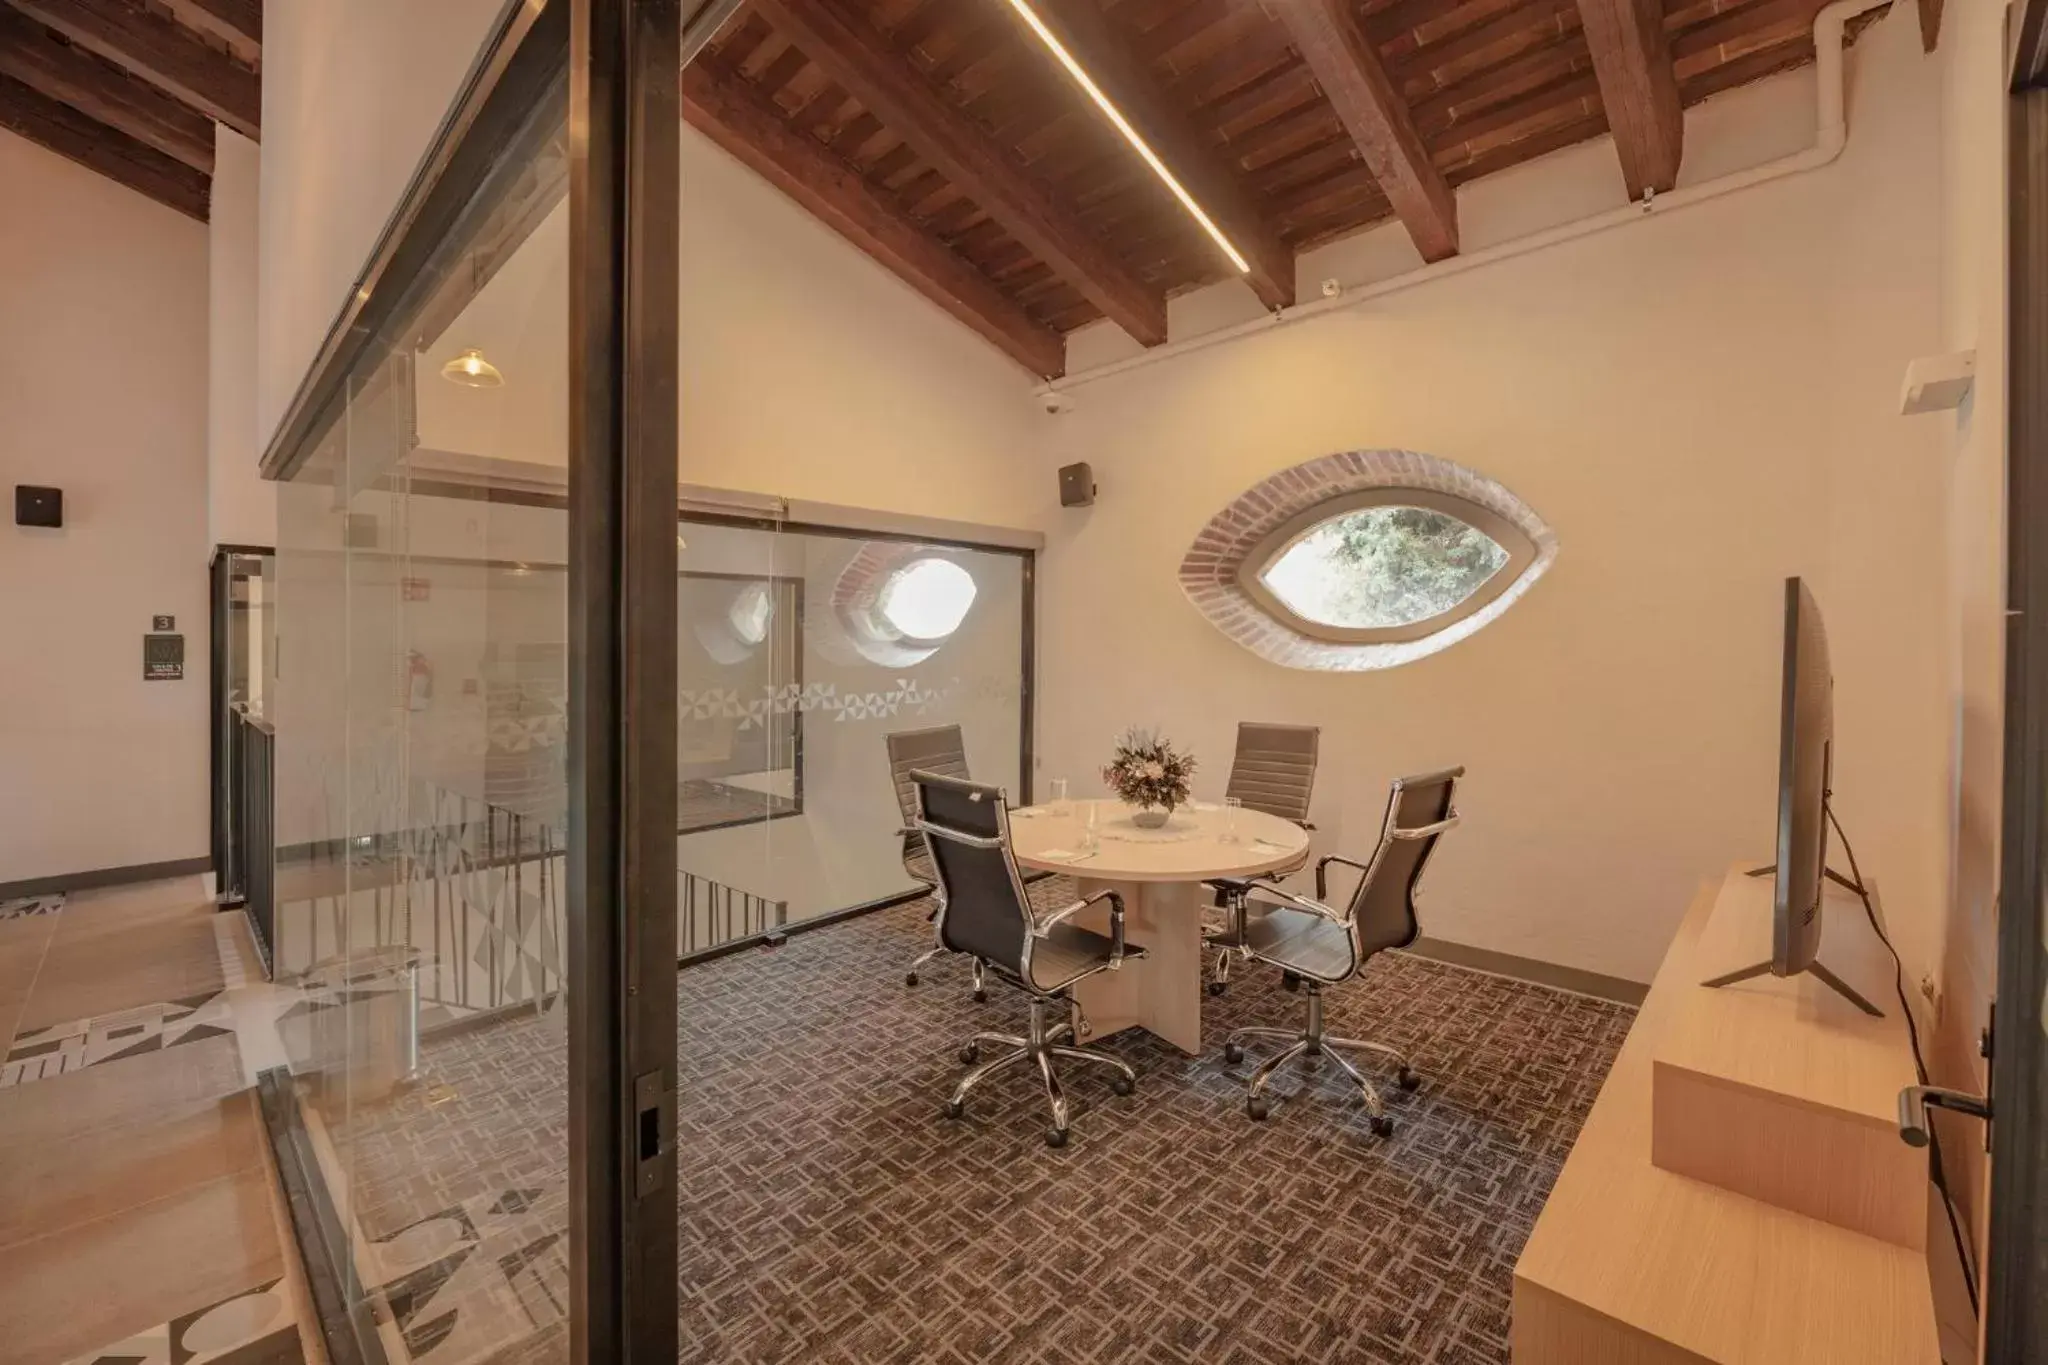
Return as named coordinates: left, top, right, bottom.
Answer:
left=1037, top=0, right=1890, bottom=397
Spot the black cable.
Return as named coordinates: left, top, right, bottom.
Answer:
left=1826, top=802, right=1981, bottom=1318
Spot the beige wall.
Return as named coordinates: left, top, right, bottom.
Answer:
left=1934, top=0, right=2010, bottom=1287
left=255, top=0, right=504, bottom=446
left=209, top=126, right=272, bottom=549
left=0, top=131, right=212, bottom=883
left=411, top=121, right=1045, bottom=526
left=1037, top=7, right=1950, bottom=985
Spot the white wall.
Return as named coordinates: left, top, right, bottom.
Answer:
left=1037, top=7, right=1950, bottom=985
left=0, top=131, right=212, bottom=882
left=209, top=126, right=273, bottom=548
left=256, top=0, right=505, bottom=445
left=411, top=121, right=1047, bottom=525
left=1933, top=0, right=2010, bottom=1280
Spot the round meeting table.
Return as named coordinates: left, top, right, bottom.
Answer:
left=1007, top=798, right=1312, bottom=1055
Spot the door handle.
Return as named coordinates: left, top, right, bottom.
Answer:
left=1897, top=1085, right=1992, bottom=1148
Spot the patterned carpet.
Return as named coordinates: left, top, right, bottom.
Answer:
left=322, top=888, right=1634, bottom=1365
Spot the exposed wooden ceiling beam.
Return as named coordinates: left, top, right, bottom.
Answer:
left=1917, top=0, right=1944, bottom=52
left=1576, top=0, right=1684, bottom=200
left=0, top=8, right=214, bottom=171
left=3, top=0, right=258, bottom=138
left=0, top=71, right=207, bottom=218
left=160, top=0, right=260, bottom=50
left=683, top=60, right=1067, bottom=378
left=752, top=0, right=1167, bottom=346
left=1022, top=0, right=1295, bottom=311
left=1276, top=0, right=1457, bottom=262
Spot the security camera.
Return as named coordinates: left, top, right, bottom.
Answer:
left=1038, top=389, right=1073, bottom=415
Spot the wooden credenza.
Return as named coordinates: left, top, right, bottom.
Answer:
left=1512, top=868, right=1942, bottom=1364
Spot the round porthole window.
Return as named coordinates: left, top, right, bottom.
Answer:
left=728, top=581, right=774, bottom=646
left=877, top=558, right=977, bottom=643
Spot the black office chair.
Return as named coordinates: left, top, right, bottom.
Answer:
left=1221, top=766, right=1462, bottom=1136
left=887, top=724, right=985, bottom=1001
left=1203, top=722, right=1319, bottom=996
left=914, top=769, right=1145, bottom=1147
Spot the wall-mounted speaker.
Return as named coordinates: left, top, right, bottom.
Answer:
left=14, top=485, right=62, bottom=528
left=1058, top=462, right=1096, bottom=508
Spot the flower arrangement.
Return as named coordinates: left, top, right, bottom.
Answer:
left=1102, top=727, right=1196, bottom=816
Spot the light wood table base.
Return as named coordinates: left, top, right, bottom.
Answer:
left=1066, top=877, right=1205, bottom=1055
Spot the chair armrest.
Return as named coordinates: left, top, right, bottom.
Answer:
left=1315, top=852, right=1373, bottom=901
left=1392, top=811, right=1460, bottom=841
left=1035, top=887, right=1128, bottom=968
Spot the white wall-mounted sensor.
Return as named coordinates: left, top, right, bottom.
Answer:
left=1899, top=350, right=1975, bottom=415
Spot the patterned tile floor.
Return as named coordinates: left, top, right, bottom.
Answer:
left=322, top=890, right=1635, bottom=1365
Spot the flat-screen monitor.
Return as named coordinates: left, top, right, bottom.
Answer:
left=1773, top=576, right=1832, bottom=976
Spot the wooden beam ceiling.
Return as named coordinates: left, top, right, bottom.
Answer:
left=0, top=7, right=213, bottom=172
left=1576, top=0, right=1684, bottom=200
left=160, top=0, right=260, bottom=51
left=752, top=0, right=1168, bottom=347
left=0, top=70, right=207, bottom=217
left=1022, top=0, right=1296, bottom=311
left=1275, top=0, right=1459, bottom=262
left=4, top=0, right=257, bottom=139
left=683, top=58, right=1067, bottom=378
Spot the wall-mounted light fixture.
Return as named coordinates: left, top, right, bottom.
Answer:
left=1001, top=0, right=1249, bottom=278
left=440, top=348, right=504, bottom=388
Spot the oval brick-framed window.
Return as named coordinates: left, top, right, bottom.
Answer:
left=1180, top=450, right=1557, bottom=671
left=833, top=541, right=979, bottom=667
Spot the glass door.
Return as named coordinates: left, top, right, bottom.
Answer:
left=255, top=2, right=695, bottom=1360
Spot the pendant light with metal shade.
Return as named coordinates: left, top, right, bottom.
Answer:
left=440, top=348, right=504, bottom=388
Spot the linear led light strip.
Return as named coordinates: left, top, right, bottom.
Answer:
left=1000, top=0, right=1251, bottom=277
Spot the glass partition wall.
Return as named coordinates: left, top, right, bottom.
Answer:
left=257, top=2, right=688, bottom=1361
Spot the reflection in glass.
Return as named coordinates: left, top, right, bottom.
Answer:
left=1259, top=504, right=1508, bottom=629
left=879, top=556, right=978, bottom=641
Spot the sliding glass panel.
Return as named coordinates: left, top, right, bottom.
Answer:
left=674, top=520, right=1030, bottom=942
left=268, top=12, right=578, bottom=1360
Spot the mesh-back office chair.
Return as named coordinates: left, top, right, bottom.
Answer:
left=888, top=725, right=986, bottom=1001
left=1221, top=767, right=1462, bottom=1136
left=915, top=770, right=1146, bottom=1147
left=1203, top=723, right=1319, bottom=995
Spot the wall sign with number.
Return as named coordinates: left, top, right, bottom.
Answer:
left=144, top=633, right=184, bottom=680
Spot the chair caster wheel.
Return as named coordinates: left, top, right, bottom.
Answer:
left=1370, top=1114, right=1395, bottom=1137
left=958, top=1044, right=980, bottom=1065
left=1045, top=1127, right=1070, bottom=1148
left=1207, top=980, right=1226, bottom=997
left=1110, top=1074, right=1134, bottom=1097
left=1246, top=1095, right=1270, bottom=1121
left=1281, top=972, right=1302, bottom=992
left=972, top=989, right=988, bottom=1003
left=1397, top=1067, right=1420, bottom=1091
left=905, top=971, right=920, bottom=987
left=944, top=1099, right=965, bottom=1120
left=1223, top=1042, right=1243, bottom=1065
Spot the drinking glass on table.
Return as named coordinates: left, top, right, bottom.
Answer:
left=1080, top=801, right=1100, bottom=853
left=1220, top=796, right=1244, bottom=843
left=1048, top=776, right=1069, bottom=816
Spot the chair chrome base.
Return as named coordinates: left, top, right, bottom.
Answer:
left=1202, top=896, right=1248, bottom=996
left=905, top=948, right=986, bottom=1002
left=1222, top=984, right=1418, bottom=1135
left=945, top=996, right=1136, bottom=1147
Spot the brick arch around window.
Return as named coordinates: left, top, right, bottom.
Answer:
left=1179, top=449, right=1558, bottom=672
left=832, top=540, right=969, bottom=668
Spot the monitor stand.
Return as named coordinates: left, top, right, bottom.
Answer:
left=1702, top=863, right=1883, bottom=1017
